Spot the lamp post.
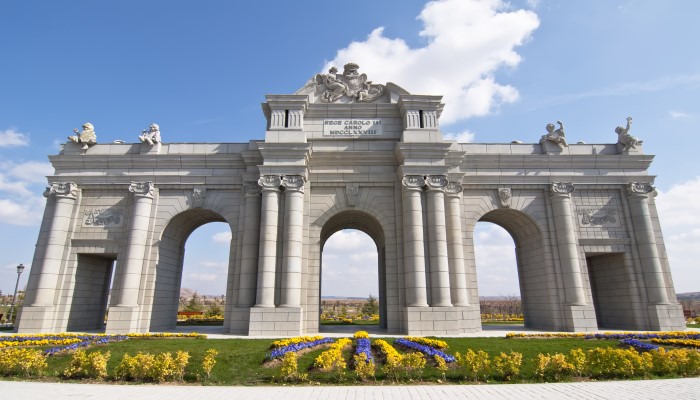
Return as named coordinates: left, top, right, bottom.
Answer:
left=8, top=263, right=25, bottom=325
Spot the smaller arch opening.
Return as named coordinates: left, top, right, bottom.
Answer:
left=149, top=209, right=229, bottom=331
left=474, top=222, right=523, bottom=327
left=475, top=208, right=549, bottom=330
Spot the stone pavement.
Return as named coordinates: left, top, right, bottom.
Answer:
left=1, top=378, right=699, bottom=400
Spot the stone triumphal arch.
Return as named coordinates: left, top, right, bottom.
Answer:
left=17, top=64, right=685, bottom=335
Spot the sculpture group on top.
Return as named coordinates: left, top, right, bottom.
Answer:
left=68, top=123, right=97, bottom=152
left=66, top=115, right=641, bottom=156
left=538, top=117, right=642, bottom=154
left=67, top=123, right=164, bottom=154
left=615, top=117, right=642, bottom=152
left=139, top=123, right=162, bottom=146
left=315, top=63, right=385, bottom=103
left=540, top=120, right=568, bottom=148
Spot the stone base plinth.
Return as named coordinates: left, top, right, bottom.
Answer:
left=405, top=305, right=481, bottom=335
left=249, top=306, right=303, bottom=336
left=561, top=304, right=598, bottom=332
left=226, top=307, right=251, bottom=334
left=647, top=303, right=686, bottom=331
left=16, top=305, right=56, bottom=333
left=105, top=306, right=141, bottom=333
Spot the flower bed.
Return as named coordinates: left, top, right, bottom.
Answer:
left=267, top=337, right=334, bottom=360
left=394, top=338, right=455, bottom=363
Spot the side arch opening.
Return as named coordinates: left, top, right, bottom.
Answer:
left=475, top=208, right=556, bottom=330
left=149, top=208, right=230, bottom=331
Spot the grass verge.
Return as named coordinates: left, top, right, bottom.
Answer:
left=24, top=336, right=625, bottom=385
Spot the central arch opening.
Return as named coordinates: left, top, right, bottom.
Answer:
left=319, top=211, right=386, bottom=333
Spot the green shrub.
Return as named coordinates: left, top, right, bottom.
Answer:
left=0, top=348, right=47, bottom=377
left=62, top=349, right=110, bottom=379
left=493, top=351, right=523, bottom=381
left=454, top=349, right=490, bottom=381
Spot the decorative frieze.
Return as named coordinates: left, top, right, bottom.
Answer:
left=577, top=207, right=620, bottom=227
left=82, top=207, right=124, bottom=227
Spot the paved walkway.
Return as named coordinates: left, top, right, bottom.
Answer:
left=1, top=378, right=699, bottom=400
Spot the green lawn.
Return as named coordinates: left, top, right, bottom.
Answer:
left=320, top=320, right=380, bottom=326
left=35, top=336, right=622, bottom=385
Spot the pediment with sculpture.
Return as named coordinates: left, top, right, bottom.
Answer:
left=295, top=62, right=409, bottom=104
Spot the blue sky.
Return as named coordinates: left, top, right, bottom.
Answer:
left=1, top=0, right=699, bottom=298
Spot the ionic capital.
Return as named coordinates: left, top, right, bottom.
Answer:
left=627, top=182, right=654, bottom=197
left=425, top=175, right=448, bottom=191
left=445, top=182, right=463, bottom=195
left=282, top=175, right=305, bottom=193
left=401, top=175, right=426, bottom=190
left=129, top=181, right=155, bottom=199
left=44, top=182, right=78, bottom=200
left=258, top=175, right=282, bottom=191
left=550, top=182, right=574, bottom=197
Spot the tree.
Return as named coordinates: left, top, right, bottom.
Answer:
left=361, top=294, right=379, bottom=316
left=183, top=291, right=204, bottom=312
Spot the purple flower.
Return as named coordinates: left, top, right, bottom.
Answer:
left=394, top=338, right=455, bottom=363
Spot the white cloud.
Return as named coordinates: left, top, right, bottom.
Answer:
left=474, top=223, right=519, bottom=296
left=198, top=260, right=228, bottom=269
left=0, top=197, right=45, bottom=225
left=526, top=0, right=541, bottom=8
left=656, top=177, right=700, bottom=293
left=322, top=230, right=379, bottom=297
left=212, top=231, right=232, bottom=243
left=5, top=161, right=54, bottom=183
left=186, top=273, right=219, bottom=282
left=0, top=161, right=50, bottom=226
left=323, top=0, right=539, bottom=124
left=0, top=129, right=29, bottom=147
left=669, top=110, right=688, bottom=119
left=443, top=130, right=476, bottom=142
left=656, top=177, right=700, bottom=230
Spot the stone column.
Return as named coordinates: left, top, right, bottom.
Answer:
left=31, top=182, right=78, bottom=306
left=116, top=182, right=154, bottom=306
left=550, top=182, right=586, bottom=306
left=425, top=175, right=452, bottom=307
left=255, top=175, right=281, bottom=307
left=236, top=182, right=261, bottom=307
left=401, top=175, right=429, bottom=307
left=627, top=182, right=669, bottom=304
left=445, top=182, right=469, bottom=306
left=280, top=175, right=305, bottom=308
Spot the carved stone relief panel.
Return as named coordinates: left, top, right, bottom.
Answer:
left=82, top=207, right=125, bottom=227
